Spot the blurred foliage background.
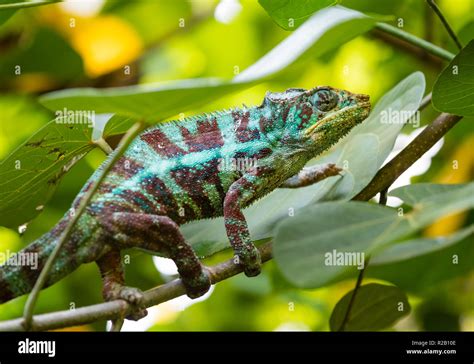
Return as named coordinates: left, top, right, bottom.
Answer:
left=0, top=0, right=473, bottom=331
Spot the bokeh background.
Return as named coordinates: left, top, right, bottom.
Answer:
left=0, top=0, right=473, bottom=331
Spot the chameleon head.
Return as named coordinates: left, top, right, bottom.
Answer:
left=302, top=86, right=371, bottom=148
left=263, top=86, right=371, bottom=153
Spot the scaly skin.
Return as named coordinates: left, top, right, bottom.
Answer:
left=0, top=86, right=370, bottom=318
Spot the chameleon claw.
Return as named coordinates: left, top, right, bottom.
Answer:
left=115, top=286, right=148, bottom=321
left=182, top=266, right=211, bottom=299
left=240, top=246, right=262, bottom=277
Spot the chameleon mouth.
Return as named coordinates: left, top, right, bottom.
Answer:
left=304, top=101, right=371, bottom=137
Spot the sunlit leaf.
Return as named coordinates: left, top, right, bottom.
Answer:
left=258, top=0, right=336, bottom=30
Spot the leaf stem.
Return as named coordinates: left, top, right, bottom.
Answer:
left=22, top=121, right=146, bottom=331
left=338, top=256, right=371, bottom=331
left=426, top=0, right=463, bottom=50
left=375, top=22, right=455, bottom=61
left=93, top=137, right=114, bottom=155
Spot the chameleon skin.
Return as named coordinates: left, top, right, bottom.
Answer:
left=0, top=86, right=370, bottom=312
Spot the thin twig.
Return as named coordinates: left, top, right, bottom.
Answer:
left=338, top=256, right=371, bottom=331
left=0, top=242, right=273, bottom=332
left=426, top=0, right=463, bottom=50
left=22, top=121, right=146, bottom=331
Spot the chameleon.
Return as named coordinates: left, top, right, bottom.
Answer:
left=0, top=86, right=370, bottom=319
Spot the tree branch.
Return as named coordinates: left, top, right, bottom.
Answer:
left=0, top=242, right=272, bottom=332
left=353, top=112, right=462, bottom=201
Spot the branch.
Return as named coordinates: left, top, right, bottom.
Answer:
left=353, top=112, right=462, bottom=201
left=0, top=242, right=272, bottom=332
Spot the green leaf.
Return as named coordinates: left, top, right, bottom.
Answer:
left=235, top=6, right=376, bottom=83
left=0, top=0, right=59, bottom=10
left=329, top=283, right=410, bottom=331
left=102, top=114, right=137, bottom=139
left=371, top=225, right=474, bottom=265
left=0, top=27, right=83, bottom=81
left=40, top=78, right=252, bottom=121
left=388, top=183, right=467, bottom=205
left=0, top=119, right=95, bottom=228
left=258, top=0, right=336, bottom=30
left=0, top=1, right=60, bottom=27
left=458, top=20, right=474, bottom=45
left=40, top=7, right=375, bottom=119
left=182, top=72, right=425, bottom=258
left=433, top=40, right=474, bottom=116
left=273, top=183, right=474, bottom=288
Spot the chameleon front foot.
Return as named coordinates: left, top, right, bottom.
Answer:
left=181, top=266, right=211, bottom=299
left=238, top=245, right=262, bottom=277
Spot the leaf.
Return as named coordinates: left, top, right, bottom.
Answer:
left=182, top=72, right=425, bottom=258
left=433, top=40, right=474, bottom=116
left=0, top=27, right=83, bottom=81
left=235, top=6, right=376, bottom=83
left=0, top=0, right=60, bottom=10
left=366, top=232, right=474, bottom=293
left=388, top=183, right=467, bottom=205
left=371, top=225, right=474, bottom=265
left=258, top=0, right=336, bottom=30
left=272, top=183, right=474, bottom=288
left=329, top=284, right=410, bottom=331
left=40, top=7, right=376, bottom=119
left=102, top=114, right=138, bottom=138
left=40, top=78, right=251, bottom=121
left=0, top=1, right=60, bottom=27
left=458, top=20, right=474, bottom=45
left=0, top=118, right=95, bottom=228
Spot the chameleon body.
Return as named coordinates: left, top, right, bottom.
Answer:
left=0, top=86, right=370, bottom=317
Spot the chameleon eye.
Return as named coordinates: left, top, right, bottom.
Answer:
left=311, top=89, right=338, bottom=112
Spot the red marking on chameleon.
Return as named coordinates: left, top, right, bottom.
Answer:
left=140, top=129, right=185, bottom=157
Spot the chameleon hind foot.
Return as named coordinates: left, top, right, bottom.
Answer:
left=96, top=250, right=147, bottom=321
left=100, top=213, right=212, bottom=300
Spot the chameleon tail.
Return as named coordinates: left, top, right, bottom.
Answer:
left=0, top=213, right=101, bottom=304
